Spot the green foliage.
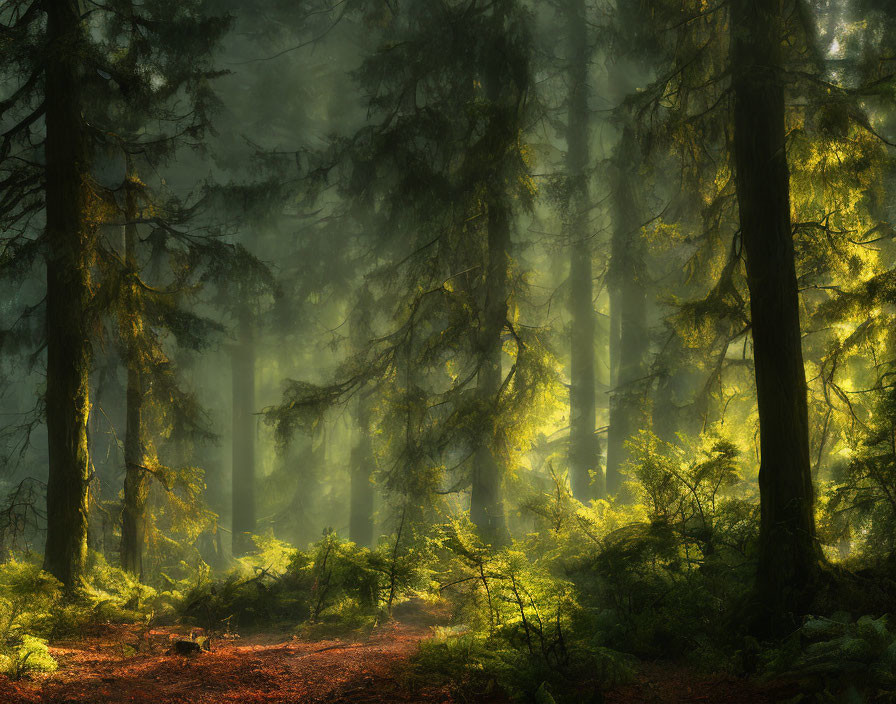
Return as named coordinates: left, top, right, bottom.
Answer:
left=415, top=517, right=634, bottom=702
left=0, top=550, right=183, bottom=670
left=407, top=427, right=766, bottom=700
left=626, top=429, right=754, bottom=560
left=0, top=635, right=57, bottom=679
left=180, top=530, right=432, bottom=635
left=0, top=559, right=62, bottom=679
left=762, top=614, right=896, bottom=701
left=818, top=387, right=896, bottom=562
left=551, top=431, right=755, bottom=660
left=510, top=430, right=759, bottom=669
left=80, top=551, right=169, bottom=623
left=0, top=559, right=63, bottom=643
left=412, top=630, right=633, bottom=704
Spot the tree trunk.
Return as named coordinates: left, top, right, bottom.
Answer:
left=470, top=16, right=515, bottom=544
left=43, top=0, right=93, bottom=589
left=120, top=160, right=148, bottom=577
left=350, top=391, right=375, bottom=547
left=729, top=0, right=818, bottom=630
left=231, top=306, right=256, bottom=556
left=566, top=0, right=600, bottom=501
left=349, top=295, right=376, bottom=547
left=470, top=188, right=510, bottom=544
left=606, top=125, right=648, bottom=498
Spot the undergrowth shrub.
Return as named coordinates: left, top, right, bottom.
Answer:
left=570, top=431, right=759, bottom=663
left=180, top=529, right=433, bottom=634
left=762, top=614, right=896, bottom=702
left=411, top=517, right=634, bottom=703
left=0, top=549, right=185, bottom=679
left=0, top=635, right=57, bottom=679
left=0, top=559, right=62, bottom=677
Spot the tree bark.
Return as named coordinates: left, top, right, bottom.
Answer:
left=350, top=391, right=375, bottom=547
left=231, top=305, right=256, bottom=556
left=566, top=0, right=601, bottom=501
left=606, top=125, right=648, bottom=498
left=469, top=13, right=515, bottom=544
left=729, top=0, right=818, bottom=629
left=120, top=160, right=148, bottom=577
left=470, top=188, right=510, bottom=544
left=43, top=0, right=93, bottom=589
left=349, top=295, right=376, bottom=547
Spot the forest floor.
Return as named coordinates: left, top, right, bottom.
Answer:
left=0, top=605, right=799, bottom=704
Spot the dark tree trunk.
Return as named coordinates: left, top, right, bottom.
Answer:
left=729, top=0, right=818, bottom=630
left=349, top=391, right=375, bottom=547
left=350, top=296, right=376, bottom=547
left=470, top=16, right=516, bottom=544
left=231, top=306, right=256, bottom=556
left=606, top=125, right=648, bottom=498
left=43, top=0, right=93, bottom=589
left=566, top=0, right=600, bottom=501
left=120, top=161, right=148, bottom=577
left=470, top=189, right=510, bottom=544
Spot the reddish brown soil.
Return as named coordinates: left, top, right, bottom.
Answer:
left=0, top=620, right=454, bottom=704
left=0, top=614, right=800, bottom=704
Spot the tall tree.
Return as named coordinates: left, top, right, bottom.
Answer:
left=349, top=389, right=375, bottom=547
left=602, top=0, right=656, bottom=499
left=231, top=303, right=256, bottom=556
left=349, top=290, right=375, bottom=547
left=470, top=27, right=517, bottom=539
left=564, top=0, right=600, bottom=501
left=268, top=0, right=555, bottom=546
left=729, top=0, right=818, bottom=626
left=605, top=125, right=649, bottom=498
left=90, top=0, right=236, bottom=576
left=42, top=0, right=94, bottom=587
left=118, top=160, right=146, bottom=577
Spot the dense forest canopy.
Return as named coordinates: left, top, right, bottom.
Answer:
left=1, top=0, right=896, bottom=701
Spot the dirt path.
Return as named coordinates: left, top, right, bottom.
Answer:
left=0, top=617, right=800, bottom=704
left=0, top=621, right=455, bottom=704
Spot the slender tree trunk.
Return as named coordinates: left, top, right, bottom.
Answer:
left=350, top=391, right=375, bottom=547
left=470, top=13, right=515, bottom=543
left=43, top=0, right=93, bottom=589
left=231, top=306, right=256, bottom=556
left=566, top=0, right=600, bottom=501
left=471, top=187, right=511, bottom=543
left=349, top=295, right=375, bottom=546
left=606, top=125, right=648, bottom=498
left=120, top=160, right=148, bottom=577
left=730, top=0, right=818, bottom=630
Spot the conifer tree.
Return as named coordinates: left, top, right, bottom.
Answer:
left=563, top=0, right=600, bottom=501
left=729, top=0, right=819, bottom=626
left=268, top=0, right=558, bottom=545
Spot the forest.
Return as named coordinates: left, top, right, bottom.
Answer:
left=1, top=0, right=896, bottom=702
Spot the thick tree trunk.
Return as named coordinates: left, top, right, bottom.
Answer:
left=730, top=0, right=818, bottom=630
left=120, top=162, right=148, bottom=577
left=566, top=0, right=600, bottom=501
left=606, top=125, right=648, bottom=498
left=349, top=391, right=375, bottom=547
left=43, top=0, right=93, bottom=589
left=231, top=306, right=256, bottom=556
left=470, top=189, right=510, bottom=544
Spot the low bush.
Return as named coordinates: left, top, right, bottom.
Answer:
left=762, top=614, right=896, bottom=702
left=180, top=529, right=433, bottom=635
left=410, top=517, right=634, bottom=702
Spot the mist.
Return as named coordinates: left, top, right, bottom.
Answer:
left=1, top=0, right=896, bottom=701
